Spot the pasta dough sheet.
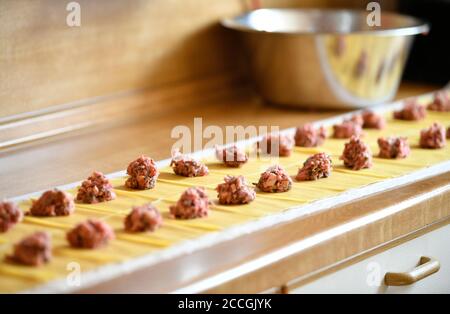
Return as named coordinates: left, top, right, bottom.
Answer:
left=0, top=108, right=449, bottom=293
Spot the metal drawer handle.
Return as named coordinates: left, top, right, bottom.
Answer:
left=384, top=256, right=440, bottom=286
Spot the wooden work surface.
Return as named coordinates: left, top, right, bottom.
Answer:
left=1, top=81, right=448, bottom=293
left=1, top=0, right=444, bottom=294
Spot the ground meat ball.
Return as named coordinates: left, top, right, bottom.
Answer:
left=447, top=126, right=450, bottom=139
left=393, top=100, right=426, bottom=121
left=170, top=150, right=209, bottom=177
left=258, top=134, right=294, bottom=157
left=419, top=123, right=446, bottom=149
left=361, top=111, right=386, bottom=129
left=125, top=156, right=159, bottom=190
left=170, top=187, right=210, bottom=219
left=216, top=176, right=256, bottom=205
left=7, top=232, right=51, bottom=266
left=427, top=91, right=450, bottom=112
left=294, top=124, right=327, bottom=147
left=349, top=114, right=364, bottom=126
left=215, top=145, right=248, bottom=168
left=0, top=201, right=23, bottom=233
left=333, top=121, right=363, bottom=139
left=124, top=204, right=162, bottom=233
left=377, top=137, right=410, bottom=159
left=76, top=171, right=116, bottom=204
left=296, top=153, right=332, bottom=181
left=340, top=136, right=373, bottom=170
left=255, top=165, right=292, bottom=193
left=67, top=219, right=115, bottom=249
left=28, top=189, right=74, bottom=217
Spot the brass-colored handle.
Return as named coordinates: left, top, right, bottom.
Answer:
left=384, top=256, right=440, bottom=286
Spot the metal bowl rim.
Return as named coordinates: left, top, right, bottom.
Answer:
left=221, top=8, right=430, bottom=36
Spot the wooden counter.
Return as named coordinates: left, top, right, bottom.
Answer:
left=1, top=0, right=447, bottom=294
left=1, top=81, right=449, bottom=293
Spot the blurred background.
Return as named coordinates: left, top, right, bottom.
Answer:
left=397, top=0, right=449, bottom=85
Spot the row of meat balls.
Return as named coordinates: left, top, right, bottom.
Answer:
left=0, top=147, right=274, bottom=267
left=0, top=141, right=334, bottom=266
left=1, top=92, right=449, bottom=266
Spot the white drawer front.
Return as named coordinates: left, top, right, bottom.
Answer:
left=291, top=224, right=450, bottom=294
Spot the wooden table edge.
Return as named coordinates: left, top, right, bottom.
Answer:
left=76, top=171, right=450, bottom=293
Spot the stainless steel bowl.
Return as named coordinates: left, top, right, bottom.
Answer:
left=222, top=9, right=429, bottom=109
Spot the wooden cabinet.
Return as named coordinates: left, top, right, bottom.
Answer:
left=289, top=224, right=450, bottom=294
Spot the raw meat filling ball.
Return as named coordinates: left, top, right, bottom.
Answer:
left=170, top=150, right=209, bottom=177
left=333, top=120, right=363, bottom=139
left=170, top=187, right=210, bottom=219
left=258, top=134, right=294, bottom=157
left=420, top=123, right=446, bottom=149
left=0, top=201, right=23, bottom=233
left=125, top=155, right=159, bottom=190
left=294, top=124, right=327, bottom=147
left=360, top=111, right=386, bottom=129
left=340, top=136, right=373, bottom=170
left=67, top=219, right=114, bottom=249
left=216, top=176, right=256, bottom=205
left=7, top=232, right=51, bottom=266
left=76, top=171, right=116, bottom=204
left=393, top=100, right=426, bottom=121
left=29, top=189, right=74, bottom=217
left=427, top=91, right=450, bottom=112
left=215, top=145, right=248, bottom=168
left=255, top=165, right=292, bottom=193
left=296, top=153, right=332, bottom=181
left=377, top=137, right=410, bottom=159
left=349, top=114, right=364, bottom=126
left=124, top=204, right=162, bottom=233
